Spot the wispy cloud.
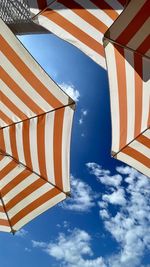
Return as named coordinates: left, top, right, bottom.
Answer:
left=87, top=163, right=150, bottom=267
left=15, top=228, right=28, bottom=238
left=59, top=83, right=80, bottom=102
left=79, top=109, right=88, bottom=125
left=60, top=175, right=95, bottom=212
left=32, top=228, right=106, bottom=267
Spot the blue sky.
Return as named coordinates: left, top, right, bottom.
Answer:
left=0, top=33, right=150, bottom=267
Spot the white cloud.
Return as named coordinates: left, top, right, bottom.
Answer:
left=79, top=109, right=88, bottom=125
left=86, top=162, right=122, bottom=187
left=15, top=228, right=28, bottom=237
left=32, top=228, right=106, bottom=267
left=87, top=163, right=150, bottom=267
left=102, top=188, right=126, bottom=206
left=32, top=240, right=46, bottom=248
left=25, top=247, right=31, bottom=252
left=59, top=83, right=80, bottom=102
left=60, top=175, right=95, bottom=212
left=32, top=165, right=150, bottom=267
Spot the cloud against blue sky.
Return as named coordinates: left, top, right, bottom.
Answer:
left=31, top=165, right=150, bottom=267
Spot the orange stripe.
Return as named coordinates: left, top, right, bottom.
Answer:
left=11, top=187, right=61, bottom=226
left=0, top=161, right=17, bottom=180
left=0, top=206, right=5, bottom=213
left=134, top=53, right=143, bottom=137
left=137, top=134, right=150, bottom=148
left=0, top=130, right=6, bottom=152
left=90, top=0, right=119, bottom=20
left=1, top=91, right=27, bottom=122
left=0, top=154, right=4, bottom=161
left=6, top=178, right=46, bottom=211
left=22, top=120, right=33, bottom=170
left=123, top=146, right=150, bottom=168
left=43, top=9, right=104, bottom=57
left=0, top=219, right=9, bottom=227
left=1, top=68, right=44, bottom=115
left=58, top=0, right=108, bottom=33
left=53, top=108, right=64, bottom=190
left=37, top=115, right=47, bottom=179
left=1, top=169, right=30, bottom=197
left=116, top=1, right=150, bottom=45
left=137, top=35, right=150, bottom=55
left=9, top=125, right=19, bottom=160
left=37, top=0, right=48, bottom=10
left=0, top=110, right=13, bottom=126
left=114, top=45, right=127, bottom=149
left=1, top=37, right=63, bottom=109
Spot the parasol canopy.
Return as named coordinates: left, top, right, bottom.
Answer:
left=104, top=0, right=150, bottom=177
left=29, top=0, right=127, bottom=69
left=0, top=18, right=75, bottom=233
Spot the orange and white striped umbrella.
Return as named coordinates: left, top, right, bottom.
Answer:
left=29, top=0, right=127, bottom=69
left=0, top=18, right=75, bottom=233
left=104, top=0, right=150, bottom=177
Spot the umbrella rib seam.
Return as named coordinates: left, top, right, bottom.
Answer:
left=0, top=191, right=15, bottom=234
left=103, top=36, right=150, bottom=60
left=112, top=127, right=150, bottom=157
left=0, top=149, right=71, bottom=198
left=0, top=102, right=75, bottom=131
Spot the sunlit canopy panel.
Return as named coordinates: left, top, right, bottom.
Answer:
left=30, top=0, right=127, bottom=69
left=104, top=0, right=150, bottom=177
left=0, top=18, right=75, bottom=233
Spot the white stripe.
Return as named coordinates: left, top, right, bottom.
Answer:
left=13, top=192, right=65, bottom=231
left=117, top=151, right=150, bottom=177
left=51, top=1, right=104, bottom=43
left=36, top=15, right=106, bottom=68
left=143, top=129, right=150, bottom=139
left=146, top=48, right=150, bottom=57
left=141, top=57, right=150, bottom=131
left=1, top=53, right=52, bottom=113
left=75, top=0, right=114, bottom=26
left=8, top=183, right=53, bottom=217
left=104, top=0, right=124, bottom=14
left=29, top=117, right=40, bottom=175
left=0, top=226, right=10, bottom=232
left=0, top=19, right=69, bottom=106
left=0, top=119, right=7, bottom=128
left=0, top=157, right=11, bottom=171
left=3, top=128, right=12, bottom=156
left=0, top=166, right=25, bottom=188
left=1, top=80, right=35, bottom=119
left=15, top=122, right=26, bottom=165
left=105, top=43, right=120, bottom=152
left=108, top=0, right=147, bottom=40
left=0, top=102, right=20, bottom=124
left=0, top=212, right=8, bottom=220
left=45, top=112, right=55, bottom=185
left=62, top=107, right=74, bottom=192
left=3, top=174, right=38, bottom=204
left=124, top=49, right=135, bottom=144
left=127, top=19, right=150, bottom=51
left=130, top=140, right=150, bottom=158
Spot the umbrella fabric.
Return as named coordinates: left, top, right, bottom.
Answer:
left=29, top=0, right=127, bottom=69
left=104, top=0, right=150, bottom=177
left=0, top=18, right=75, bottom=233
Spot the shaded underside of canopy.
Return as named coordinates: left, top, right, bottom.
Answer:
left=104, top=0, right=150, bottom=177
left=0, top=18, right=75, bottom=232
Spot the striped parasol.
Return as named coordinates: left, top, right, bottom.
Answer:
left=0, top=18, right=75, bottom=233
left=30, top=0, right=127, bottom=69
left=104, top=0, right=150, bottom=177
